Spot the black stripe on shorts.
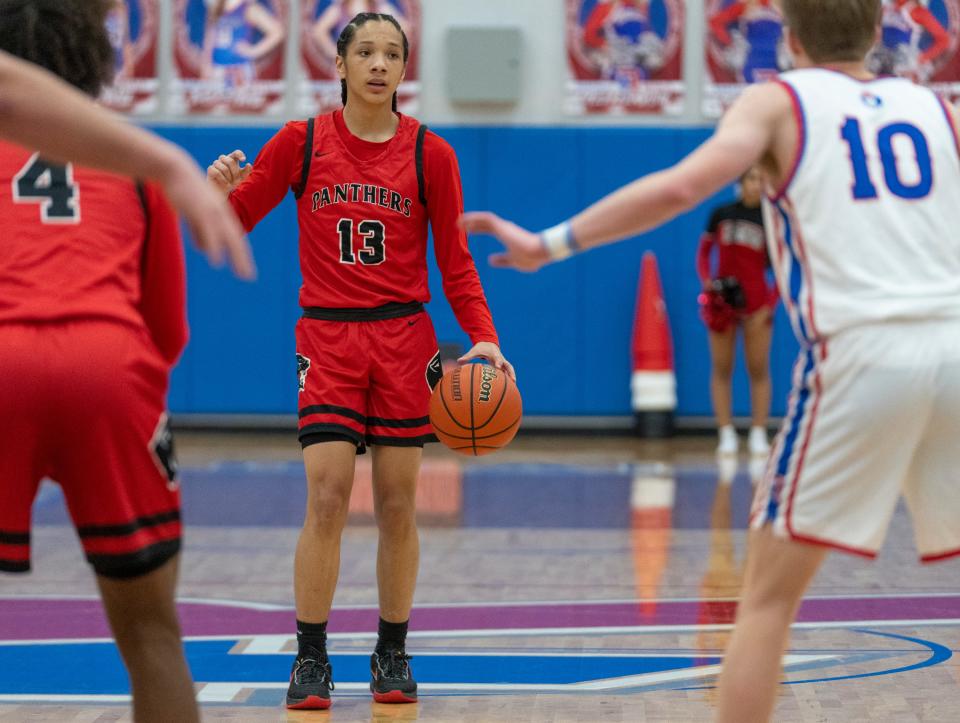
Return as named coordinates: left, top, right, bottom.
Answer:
left=87, top=538, right=181, bottom=579
left=0, top=530, right=30, bottom=545
left=299, top=422, right=364, bottom=444
left=77, top=509, right=181, bottom=540
left=299, top=404, right=367, bottom=424
left=0, top=558, right=30, bottom=573
left=366, top=416, right=431, bottom=429
left=366, top=433, right=438, bottom=447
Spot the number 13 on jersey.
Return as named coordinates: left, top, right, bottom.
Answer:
left=337, top=218, right=386, bottom=266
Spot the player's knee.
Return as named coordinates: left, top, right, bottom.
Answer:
left=304, top=482, right=352, bottom=530
left=712, top=361, right=734, bottom=379
left=110, top=609, right=182, bottom=654
left=374, top=492, right=416, bottom=533
left=746, top=362, right=769, bottom=384
left=739, top=573, right=803, bottom=616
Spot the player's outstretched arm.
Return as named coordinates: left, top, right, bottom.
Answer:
left=460, top=83, right=791, bottom=272
left=0, top=51, right=255, bottom=279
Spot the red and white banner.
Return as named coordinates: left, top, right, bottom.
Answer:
left=99, top=0, right=160, bottom=115
left=880, top=1, right=960, bottom=103
left=565, top=0, right=686, bottom=115
left=171, top=0, right=288, bottom=116
left=703, top=0, right=788, bottom=117
left=299, top=0, right=421, bottom=116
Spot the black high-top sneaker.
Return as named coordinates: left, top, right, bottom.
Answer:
left=286, top=646, right=334, bottom=709
left=370, top=648, right=417, bottom=703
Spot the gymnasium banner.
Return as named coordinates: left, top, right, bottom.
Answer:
left=172, top=0, right=288, bottom=116
left=300, top=0, right=422, bottom=116
left=565, top=0, right=686, bottom=115
left=100, top=0, right=160, bottom=115
left=872, top=1, right=960, bottom=101
left=703, top=0, right=788, bottom=117
left=705, top=1, right=960, bottom=117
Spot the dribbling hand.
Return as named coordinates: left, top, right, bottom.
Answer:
left=458, top=342, right=517, bottom=382
left=207, top=150, right=253, bottom=195
left=459, top=212, right=551, bottom=272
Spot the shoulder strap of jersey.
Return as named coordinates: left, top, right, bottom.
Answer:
left=416, top=124, right=428, bottom=208
left=295, top=117, right=316, bottom=200
left=135, top=181, right=150, bottom=274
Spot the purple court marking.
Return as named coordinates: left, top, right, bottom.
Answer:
left=1, top=596, right=958, bottom=641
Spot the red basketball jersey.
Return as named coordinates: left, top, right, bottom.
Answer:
left=696, top=200, right=775, bottom=314
left=0, top=141, right=188, bottom=364
left=228, top=110, right=498, bottom=345
left=297, top=111, right=428, bottom=309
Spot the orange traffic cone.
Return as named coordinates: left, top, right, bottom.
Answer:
left=631, top=252, right=676, bottom=437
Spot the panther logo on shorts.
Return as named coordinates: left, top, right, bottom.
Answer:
left=425, top=350, right=443, bottom=391
left=150, top=413, right=179, bottom=491
left=296, top=353, right=311, bottom=393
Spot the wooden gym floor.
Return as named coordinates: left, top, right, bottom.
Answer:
left=1, top=432, right=958, bottom=722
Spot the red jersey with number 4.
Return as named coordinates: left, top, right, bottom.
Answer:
left=0, top=141, right=188, bottom=365
left=228, top=110, right=498, bottom=345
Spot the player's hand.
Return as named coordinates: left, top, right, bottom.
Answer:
left=459, top=211, right=551, bottom=272
left=207, top=150, right=253, bottom=195
left=458, top=342, right=517, bottom=382
left=162, top=158, right=256, bottom=280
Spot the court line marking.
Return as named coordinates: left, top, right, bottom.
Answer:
left=0, top=655, right=835, bottom=704
left=2, top=619, right=958, bottom=647
left=3, top=591, right=959, bottom=610
left=678, top=629, right=954, bottom=692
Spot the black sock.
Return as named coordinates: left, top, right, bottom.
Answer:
left=376, top=617, right=408, bottom=654
left=296, top=619, right=327, bottom=658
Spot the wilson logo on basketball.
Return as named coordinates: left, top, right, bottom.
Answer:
left=451, top=370, right=462, bottom=402
left=477, top=366, right=497, bottom=403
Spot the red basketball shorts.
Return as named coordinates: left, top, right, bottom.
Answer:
left=295, top=310, right=442, bottom=452
left=0, top=321, right=181, bottom=578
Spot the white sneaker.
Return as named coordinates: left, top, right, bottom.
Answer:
left=748, top=426, right=770, bottom=457
left=717, top=425, right=738, bottom=457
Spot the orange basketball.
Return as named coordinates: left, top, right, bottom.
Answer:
left=429, top=363, right=522, bottom=456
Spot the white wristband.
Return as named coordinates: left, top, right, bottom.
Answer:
left=539, top=221, right=579, bottom=261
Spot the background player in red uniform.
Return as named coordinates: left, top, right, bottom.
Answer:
left=207, top=12, right=513, bottom=709
left=696, top=166, right=775, bottom=468
left=0, top=51, right=252, bottom=277
left=0, top=2, right=237, bottom=721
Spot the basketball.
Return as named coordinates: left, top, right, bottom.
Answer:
left=429, top=363, right=522, bottom=456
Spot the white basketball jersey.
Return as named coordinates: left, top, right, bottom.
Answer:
left=763, top=68, right=960, bottom=343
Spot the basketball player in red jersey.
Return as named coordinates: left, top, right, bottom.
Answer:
left=0, top=51, right=252, bottom=277
left=696, top=166, right=775, bottom=469
left=0, top=2, right=254, bottom=721
left=207, top=12, right=513, bottom=709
